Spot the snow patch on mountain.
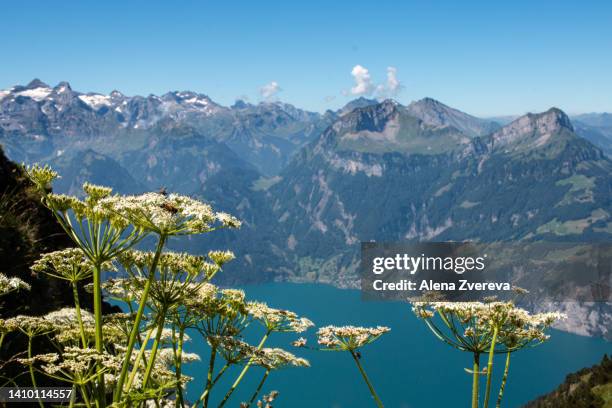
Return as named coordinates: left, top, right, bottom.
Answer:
left=15, top=87, right=52, bottom=101
left=78, top=94, right=112, bottom=109
left=0, top=89, right=11, bottom=101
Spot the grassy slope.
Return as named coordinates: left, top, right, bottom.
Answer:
left=523, top=355, right=612, bottom=408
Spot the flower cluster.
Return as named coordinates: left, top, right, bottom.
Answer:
left=212, top=336, right=261, bottom=365
left=0, top=318, right=18, bottom=335
left=248, top=391, right=279, bottom=408
left=38, top=347, right=121, bottom=386
left=118, top=249, right=226, bottom=283
left=208, top=250, right=236, bottom=267
left=317, top=325, right=390, bottom=351
left=23, top=164, right=58, bottom=190
left=411, top=300, right=566, bottom=352
left=157, top=348, right=201, bottom=366
left=0, top=273, right=31, bottom=295
left=83, top=183, right=113, bottom=204
left=9, top=315, right=55, bottom=337
left=101, top=278, right=145, bottom=303
left=45, top=192, right=132, bottom=232
left=253, top=348, right=310, bottom=370
left=247, top=302, right=314, bottom=333
left=45, top=307, right=95, bottom=326
left=190, top=287, right=250, bottom=337
left=31, top=248, right=112, bottom=282
left=97, top=192, right=241, bottom=236
left=17, top=352, right=60, bottom=366
left=292, top=337, right=307, bottom=347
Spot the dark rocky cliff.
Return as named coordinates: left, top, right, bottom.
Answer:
left=0, top=145, right=76, bottom=317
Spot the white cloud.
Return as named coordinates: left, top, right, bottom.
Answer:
left=350, top=65, right=374, bottom=95
left=260, top=81, right=281, bottom=100
left=386, top=66, right=401, bottom=95
left=347, top=65, right=402, bottom=98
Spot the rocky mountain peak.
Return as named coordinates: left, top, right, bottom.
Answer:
left=26, top=78, right=50, bottom=89
left=406, top=97, right=499, bottom=137
left=52, top=81, right=74, bottom=95
left=339, top=96, right=379, bottom=115
left=333, top=99, right=401, bottom=133
left=490, top=107, right=575, bottom=150
left=530, top=107, right=574, bottom=132
left=416, top=96, right=443, bottom=107
left=406, top=97, right=451, bottom=114
left=358, top=98, right=400, bottom=114
left=232, top=99, right=251, bottom=109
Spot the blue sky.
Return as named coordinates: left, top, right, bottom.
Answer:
left=2, top=0, right=611, bottom=116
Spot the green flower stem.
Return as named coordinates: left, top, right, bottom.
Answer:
left=350, top=350, right=384, bottom=408
left=125, top=324, right=156, bottom=392
left=218, top=330, right=271, bottom=408
left=114, top=234, right=166, bottom=402
left=203, top=343, right=217, bottom=408
left=0, top=333, right=5, bottom=350
left=27, top=337, right=44, bottom=408
left=80, top=384, right=93, bottom=408
left=483, top=327, right=499, bottom=408
left=72, top=281, right=87, bottom=347
left=246, top=369, right=270, bottom=407
left=92, top=262, right=106, bottom=407
left=472, top=353, right=480, bottom=408
left=174, top=326, right=186, bottom=408
left=68, top=384, right=76, bottom=408
left=194, top=363, right=230, bottom=407
left=142, top=309, right=168, bottom=388
left=496, top=352, right=511, bottom=408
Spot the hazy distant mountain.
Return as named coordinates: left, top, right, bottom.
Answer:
left=573, top=113, right=612, bottom=127
left=49, top=149, right=146, bottom=196
left=0, top=79, right=332, bottom=175
left=485, top=115, right=519, bottom=125
left=571, top=113, right=612, bottom=158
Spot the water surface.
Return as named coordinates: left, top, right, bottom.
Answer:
left=178, top=283, right=610, bottom=407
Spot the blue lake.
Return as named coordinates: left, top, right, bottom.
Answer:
left=172, top=283, right=610, bottom=407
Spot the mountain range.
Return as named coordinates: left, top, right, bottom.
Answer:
left=1, top=79, right=610, bottom=337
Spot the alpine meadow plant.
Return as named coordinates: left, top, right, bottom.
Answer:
left=0, top=273, right=31, bottom=296
left=0, top=274, right=30, bottom=391
left=13, top=165, right=315, bottom=407
left=311, top=325, right=390, bottom=408
left=411, top=294, right=565, bottom=408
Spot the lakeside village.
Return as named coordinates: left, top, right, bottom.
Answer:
left=371, top=279, right=513, bottom=292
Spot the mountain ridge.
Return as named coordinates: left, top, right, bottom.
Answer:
left=406, top=97, right=500, bottom=137
left=0, top=80, right=611, bottom=337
